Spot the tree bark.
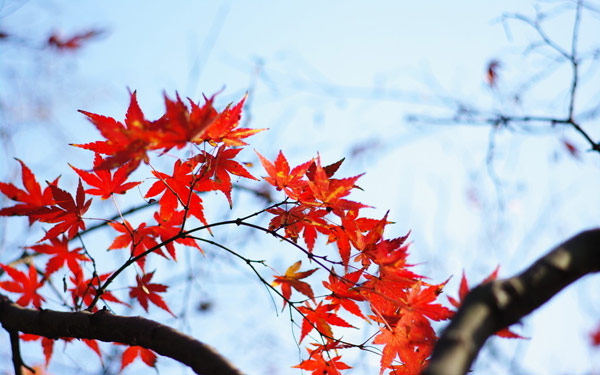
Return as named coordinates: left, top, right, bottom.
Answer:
left=423, top=228, right=600, bottom=375
left=0, top=295, right=243, bottom=375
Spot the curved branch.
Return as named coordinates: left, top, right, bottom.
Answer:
left=0, top=295, right=243, bottom=375
left=423, top=228, right=600, bottom=375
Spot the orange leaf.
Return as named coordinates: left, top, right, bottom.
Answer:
left=272, top=261, right=318, bottom=308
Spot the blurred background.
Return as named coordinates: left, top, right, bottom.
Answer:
left=1, top=0, right=600, bottom=374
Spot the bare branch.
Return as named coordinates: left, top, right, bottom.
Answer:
left=423, top=228, right=600, bottom=375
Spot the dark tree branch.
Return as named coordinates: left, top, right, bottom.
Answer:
left=423, top=228, right=600, bottom=375
left=7, top=327, right=33, bottom=375
left=0, top=295, right=243, bottom=375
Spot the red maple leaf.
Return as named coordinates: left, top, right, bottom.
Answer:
left=448, top=267, right=525, bottom=339
left=32, top=179, right=92, bottom=241
left=387, top=348, right=430, bottom=375
left=190, top=145, right=258, bottom=207
left=272, top=261, right=318, bottom=308
left=20, top=334, right=102, bottom=367
left=68, top=268, right=125, bottom=310
left=403, top=281, right=453, bottom=323
left=486, top=59, right=501, bottom=88
left=372, top=314, right=435, bottom=373
left=297, top=301, right=354, bottom=342
left=561, top=138, right=581, bottom=160
left=302, top=157, right=366, bottom=213
left=0, top=264, right=45, bottom=308
left=120, top=345, right=157, bottom=370
left=326, top=225, right=352, bottom=267
left=73, top=92, right=151, bottom=173
left=129, top=271, right=175, bottom=316
left=200, top=94, right=265, bottom=146
left=145, top=159, right=208, bottom=225
left=108, top=221, right=165, bottom=270
left=256, top=150, right=311, bottom=199
left=156, top=92, right=219, bottom=150
left=47, top=29, right=102, bottom=50
left=70, top=154, right=141, bottom=199
left=323, top=269, right=366, bottom=319
left=591, top=324, right=600, bottom=347
left=28, top=235, right=89, bottom=276
left=20, top=334, right=54, bottom=366
left=267, top=205, right=329, bottom=252
left=293, top=348, right=351, bottom=375
left=0, top=159, right=58, bottom=223
left=147, top=210, right=203, bottom=260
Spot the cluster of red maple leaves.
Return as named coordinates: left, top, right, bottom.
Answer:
left=0, top=92, right=518, bottom=374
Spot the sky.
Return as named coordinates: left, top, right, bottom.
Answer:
left=1, top=1, right=600, bottom=374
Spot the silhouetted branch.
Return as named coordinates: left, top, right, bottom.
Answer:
left=410, top=0, right=600, bottom=155
left=0, top=295, right=243, bottom=375
left=423, top=228, right=600, bottom=375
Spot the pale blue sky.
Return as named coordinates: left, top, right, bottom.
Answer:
left=1, top=1, right=600, bottom=374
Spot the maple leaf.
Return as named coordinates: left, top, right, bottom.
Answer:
left=145, top=159, right=208, bottom=225
left=387, top=348, right=430, bottom=375
left=191, top=145, right=258, bottom=207
left=0, top=159, right=57, bottom=224
left=326, top=225, right=352, bottom=267
left=323, top=269, right=366, bottom=319
left=81, top=338, right=103, bottom=363
left=73, top=92, right=151, bottom=173
left=33, top=179, right=92, bottom=241
left=68, top=268, right=125, bottom=310
left=148, top=210, right=204, bottom=260
left=28, top=235, right=89, bottom=276
left=267, top=206, right=329, bottom=252
left=359, top=231, right=420, bottom=282
left=303, top=157, right=366, bottom=213
left=590, top=324, right=600, bottom=347
left=256, top=150, right=311, bottom=199
left=155, top=92, right=219, bottom=150
left=108, top=221, right=165, bottom=270
left=362, top=274, right=418, bottom=327
left=372, top=314, right=435, bottom=373
left=120, top=345, right=157, bottom=370
left=305, top=157, right=345, bottom=180
left=200, top=94, right=266, bottom=146
left=272, top=261, right=318, bottom=308
left=0, top=264, right=45, bottom=308
left=47, top=29, right=102, bottom=50
left=70, top=154, right=141, bottom=199
left=561, top=138, right=581, bottom=160
left=486, top=59, right=501, bottom=87
left=403, top=281, right=453, bottom=323
left=297, top=301, right=354, bottom=342
left=21, top=334, right=103, bottom=368
left=293, top=348, right=351, bottom=375
left=74, top=91, right=263, bottom=176
left=21, top=334, right=54, bottom=366
left=129, top=271, right=175, bottom=316
left=448, top=267, right=525, bottom=339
